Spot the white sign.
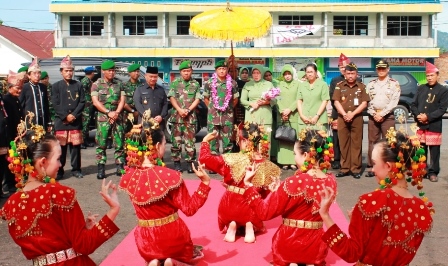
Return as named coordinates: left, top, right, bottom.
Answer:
left=274, top=58, right=316, bottom=72
left=272, top=25, right=323, bottom=45
left=172, top=58, right=215, bottom=70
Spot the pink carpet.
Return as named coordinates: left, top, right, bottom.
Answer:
left=101, top=180, right=350, bottom=266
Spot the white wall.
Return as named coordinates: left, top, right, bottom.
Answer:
left=0, top=37, right=32, bottom=75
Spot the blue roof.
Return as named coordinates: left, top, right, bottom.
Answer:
left=51, top=0, right=440, bottom=3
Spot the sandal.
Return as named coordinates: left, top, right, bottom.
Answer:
left=282, top=165, right=289, bottom=170
left=429, top=174, right=438, bottom=182
left=290, top=165, right=297, bottom=170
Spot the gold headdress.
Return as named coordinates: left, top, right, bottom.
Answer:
left=235, top=121, right=271, bottom=159
left=125, top=109, right=164, bottom=170
left=382, top=123, right=434, bottom=215
left=7, top=112, right=54, bottom=192
left=298, top=128, right=334, bottom=173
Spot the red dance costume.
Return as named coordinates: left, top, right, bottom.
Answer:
left=244, top=173, right=337, bottom=266
left=322, top=189, right=432, bottom=265
left=199, top=142, right=279, bottom=232
left=0, top=183, right=119, bottom=265
left=119, top=166, right=210, bottom=265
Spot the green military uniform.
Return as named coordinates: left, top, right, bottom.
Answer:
left=167, top=61, right=201, bottom=163
left=297, top=78, right=330, bottom=133
left=203, top=60, right=239, bottom=154
left=91, top=61, right=126, bottom=166
left=81, top=75, right=94, bottom=140
left=123, top=64, right=144, bottom=133
left=276, top=65, right=301, bottom=165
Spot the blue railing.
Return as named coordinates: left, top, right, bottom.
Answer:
left=51, top=0, right=440, bottom=4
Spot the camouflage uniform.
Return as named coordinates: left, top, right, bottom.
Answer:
left=203, top=78, right=239, bottom=154
left=81, top=76, right=94, bottom=140
left=123, top=79, right=144, bottom=132
left=167, top=77, right=201, bottom=162
left=91, top=78, right=126, bottom=165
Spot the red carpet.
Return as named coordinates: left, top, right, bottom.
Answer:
left=101, top=180, right=350, bottom=266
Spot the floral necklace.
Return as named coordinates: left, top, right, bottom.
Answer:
left=211, top=73, right=233, bottom=112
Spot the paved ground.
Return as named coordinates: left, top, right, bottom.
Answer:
left=1, top=120, right=448, bottom=265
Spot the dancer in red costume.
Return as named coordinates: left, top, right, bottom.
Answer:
left=0, top=112, right=120, bottom=265
left=243, top=129, right=337, bottom=266
left=319, top=128, right=434, bottom=265
left=199, top=122, right=281, bottom=243
left=119, top=110, right=211, bottom=266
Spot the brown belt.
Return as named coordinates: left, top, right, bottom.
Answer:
left=138, top=212, right=179, bottom=227
left=282, top=218, right=323, bottom=229
left=227, top=185, right=246, bottom=195
left=32, top=248, right=81, bottom=265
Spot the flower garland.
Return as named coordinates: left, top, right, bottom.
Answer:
left=211, top=73, right=233, bottom=112
left=298, top=129, right=334, bottom=174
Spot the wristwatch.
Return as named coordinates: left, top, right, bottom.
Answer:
left=105, top=109, right=110, bottom=114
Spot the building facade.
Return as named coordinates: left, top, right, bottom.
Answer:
left=49, top=0, right=442, bottom=83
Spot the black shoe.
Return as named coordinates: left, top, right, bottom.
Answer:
left=335, top=171, right=351, bottom=178
left=352, top=173, right=362, bottom=179
left=209, top=171, right=216, bottom=174
left=80, top=143, right=87, bottom=149
left=331, top=162, right=340, bottom=170
left=365, top=171, right=375, bottom=178
left=56, top=172, right=64, bottom=180
left=86, top=142, right=95, bottom=147
left=187, top=162, right=194, bottom=174
left=72, top=171, right=83, bottom=179
left=107, top=140, right=113, bottom=149
left=116, top=164, right=125, bottom=176
left=173, top=161, right=183, bottom=172
left=97, top=164, right=106, bottom=179
left=0, top=191, right=10, bottom=198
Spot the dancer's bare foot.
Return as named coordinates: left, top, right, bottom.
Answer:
left=164, top=258, right=173, bottom=266
left=148, top=259, right=160, bottom=266
left=244, top=222, right=256, bottom=243
left=223, top=221, right=237, bottom=242
left=289, top=264, right=299, bottom=266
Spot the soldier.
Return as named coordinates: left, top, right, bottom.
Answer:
left=19, top=58, right=50, bottom=131
left=332, top=62, right=369, bottom=179
left=410, top=62, right=448, bottom=182
left=123, top=63, right=144, bottom=132
left=203, top=60, right=239, bottom=174
left=167, top=60, right=201, bottom=173
left=329, top=53, right=350, bottom=170
left=80, top=66, right=96, bottom=149
left=40, top=71, right=54, bottom=133
left=365, top=60, right=400, bottom=177
left=91, top=60, right=126, bottom=179
left=133, top=66, right=168, bottom=124
left=52, top=55, right=85, bottom=180
left=17, top=66, right=29, bottom=84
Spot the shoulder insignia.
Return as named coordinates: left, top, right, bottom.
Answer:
left=336, top=80, right=344, bottom=85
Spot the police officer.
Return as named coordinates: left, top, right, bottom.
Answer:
left=203, top=60, right=239, bottom=173
left=80, top=66, right=96, bottom=149
left=332, top=62, right=369, bottom=179
left=91, top=60, right=126, bottom=179
left=133, top=66, right=168, bottom=124
left=365, top=60, right=400, bottom=177
left=167, top=60, right=201, bottom=173
left=123, top=63, right=144, bottom=132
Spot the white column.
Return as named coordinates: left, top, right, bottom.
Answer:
left=434, top=14, right=438, bottom=48
left=380, top=13, right=384, bottom=47
left=55, top=14, right=63, bottom=48
left=162, top=13, right=167, bottom=47
left=324, top=12, right=328, bottom=47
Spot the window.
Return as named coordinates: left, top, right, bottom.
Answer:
left=177, top=16, right=194, bottom=35
left=69, top=16, right=104, bottom=36
left=278, top=15, right=313, bottom=26
left=387, top=16, right=421, bottom=36
left=123, top=16, right=158, bottom=35
left=333, top=16, right=368, bottom=36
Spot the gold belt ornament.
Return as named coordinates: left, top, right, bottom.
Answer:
left=138, top=212, right=179, bottom=227
left=282, top=218, right=323, bottom=229
left=227, top=185, right=246, bottom=195
left=32, top=248, right=80, bottom=265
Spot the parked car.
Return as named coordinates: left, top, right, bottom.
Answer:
left=358, top=71, right=419, bottom=121
left=23, top=58, right=208, bottom=141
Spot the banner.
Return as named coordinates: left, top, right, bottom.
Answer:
left=274, top=58, right=316, bottom=72
left=172, top=58, right=215, bottom=70
left=272, top=25, right=323, bottom=45
left=234, top=58, right=265, bottom=66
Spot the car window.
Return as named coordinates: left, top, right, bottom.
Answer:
left=363, top=76, right=377, bottom=84
left=390, top=74, right=409, bottom=86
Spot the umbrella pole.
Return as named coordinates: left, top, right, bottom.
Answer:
left=229, top=40, right=238, bottom=80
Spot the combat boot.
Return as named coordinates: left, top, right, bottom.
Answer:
left=116, top=164, right=125, bottom=176
left=173, top=161, right=183, bottom=173
left=187, top=161, right=194, bottom=174
left=97, top=164, right=106, bottom=179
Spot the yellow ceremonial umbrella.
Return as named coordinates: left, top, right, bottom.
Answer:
left=190, top=1, right=272, bottom=78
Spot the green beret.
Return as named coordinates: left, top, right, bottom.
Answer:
left=18, top=66, right=29, bottom=73
left=215, top=60, right=227, bottom=69
left=40, top=71, right=48, bottom=80
left=179, top=60, right=192, bottom=71
left=101, top=60, right=115, bottom=70
left=127, top=63, right=140, bottom=72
